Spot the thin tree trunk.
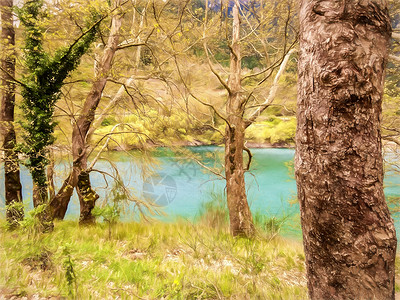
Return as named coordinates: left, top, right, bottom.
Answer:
left=50, top=2, right=123, bottom=223
left=88, top=1, right=147, bottom=138
left=77, top=11, right=123, bottom=222
left=0, top=0, right=23, bottom=228
left=295, top=1, right=397, bottom=299
left=225, top=1, right=254, bottom=237
left=47, top=149, right=56, bottom=201
left=87, top=7, right=145, bottom=138
left=2, top=125, right=23, bottom=225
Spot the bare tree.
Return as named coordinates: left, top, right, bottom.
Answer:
left=50, top=0, right=188, bottom=222
left=177, top=0, right=296, bottom=237
left=0, top=0, right=23, bottom=227
left=223, top=1, right=254, bottom=236
left=295, top=1, right=397, bottom=298
left=51, top=0, right=124, bottom=224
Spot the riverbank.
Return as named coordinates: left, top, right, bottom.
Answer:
left=0, top=221, right=308, bottom=299
left=38, top=141, right=295, bottom=160
left=2, top=220, right=400, bottom=299
left=101, top=140, right=295, bottom=152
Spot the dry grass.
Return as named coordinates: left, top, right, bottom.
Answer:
left=0, top=220, right=307, bottom=299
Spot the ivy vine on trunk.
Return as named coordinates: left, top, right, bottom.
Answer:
left=17, top=0, right=103, bottom=231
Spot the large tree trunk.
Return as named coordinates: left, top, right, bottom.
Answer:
left=0, top=0, right=23, bottom=228
left=295, top=1, right=397, bottom=299
left=50, top=3, right=123, bottom=223
left=225, top=2, right=254, bottom=237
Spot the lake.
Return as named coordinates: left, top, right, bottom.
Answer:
left=1, top=146, right=399, bottom=238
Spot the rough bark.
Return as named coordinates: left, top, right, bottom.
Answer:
left=32, top=175, right=54, bottom=232
left=225, top=2, right=254, bottom=237
left=77, top=170, right=97, bottom=225
left=0, top=0, right=23, bottom=227
left=47, top=149, right=56, bottom=201
left=50, top=4, right=123, bottom=223
left=50, top=168, right=79, bottom=220
left=295, top=1, right=397, bottom=299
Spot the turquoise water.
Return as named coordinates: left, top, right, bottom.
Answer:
left=77, top=147, right=299, bottom=226
left=0, top=146, right=399, bottom=237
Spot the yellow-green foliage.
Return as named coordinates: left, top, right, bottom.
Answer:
left=247, top=117, right=296, bottom=145
left=92, top=108, right=225, bottom=149
left=92, top=109, right=298, bottom=150
left=0, top=221, right=308, bottom=299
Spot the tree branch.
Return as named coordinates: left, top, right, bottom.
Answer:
left=89, top=76, right=136, bottom=137
left=203, top=42, right=232, bottom=94
left=192, top=158, right=226, bottom=180
left=0, top=66, right=27, bottom=88
left=243, top=145, right=252, bottom=171
left=59, top=14, right=107, bottom=62
left=173, top=55, right=230, bottom=127
left=245, top=48, right=296, bottom=127
left=117, top=42, right=147, bottom=50
left=392, top=32, right=400, bottom=40
left=383, top=136, right=400, bottom=147
left=389, top=54, right=400, bottom=63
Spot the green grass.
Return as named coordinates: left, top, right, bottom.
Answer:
left=0, top=221, right=307, bottom=299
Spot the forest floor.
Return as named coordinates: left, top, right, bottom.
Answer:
left=0, top=220, right=308, bottom=299
left=1, top=220, right=400, bottom=299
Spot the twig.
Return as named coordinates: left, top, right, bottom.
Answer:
left=245, top=48, right=297, bottom=127
left=243, top=145, right=252, bottom=171
left=389, top=54, right=400, bottom=63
